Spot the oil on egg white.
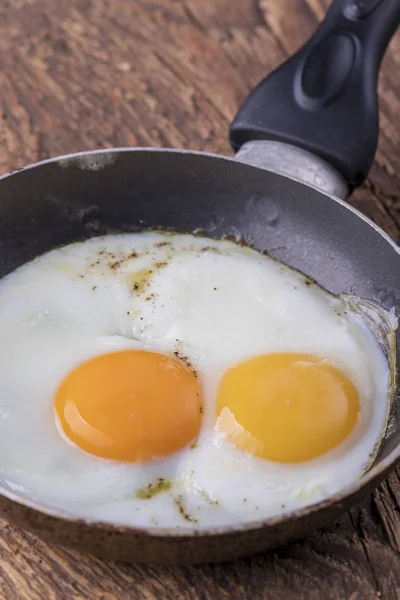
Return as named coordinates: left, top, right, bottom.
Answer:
left=0, top=232, right=390, bottom=529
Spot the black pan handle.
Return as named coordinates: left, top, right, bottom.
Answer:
left=230, top=0, right=400, bottom=189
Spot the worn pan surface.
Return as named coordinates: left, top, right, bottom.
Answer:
left=0, top=0, right=400, bottom=564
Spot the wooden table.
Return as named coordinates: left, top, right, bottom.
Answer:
left=1, top=0, right=400, bottom=598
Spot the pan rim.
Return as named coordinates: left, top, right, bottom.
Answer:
left=0, top=145, right=399, bottom=538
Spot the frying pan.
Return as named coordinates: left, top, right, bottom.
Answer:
left=0, top=0, right=400, bottom=565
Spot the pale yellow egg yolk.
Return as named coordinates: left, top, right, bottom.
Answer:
left=216, top=353, right=360, bottom=463
left=55, top=350, right=202, bottom=462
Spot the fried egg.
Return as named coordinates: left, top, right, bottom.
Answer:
left=0, top=232, right=391, bottom=529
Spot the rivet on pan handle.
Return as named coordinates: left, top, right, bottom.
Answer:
left=230, top=0, right=400, bottom=191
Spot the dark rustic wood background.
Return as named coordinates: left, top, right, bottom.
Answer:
left=1, top=0, right=400, bottom=598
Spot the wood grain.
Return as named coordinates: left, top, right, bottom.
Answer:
left=1, top=0, right=400, bottom=597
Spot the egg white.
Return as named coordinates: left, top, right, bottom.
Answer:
left=0, top=232, right=390, bottom=529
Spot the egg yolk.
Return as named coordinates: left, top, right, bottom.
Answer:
left=216, top=353, right=360, bottom=463
left=55, top=350, right=202, bottom=462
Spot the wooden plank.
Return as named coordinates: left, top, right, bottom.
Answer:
left=0, top=0, right=399, bottom=597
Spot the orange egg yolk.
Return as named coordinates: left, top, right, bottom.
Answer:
left=55, top=350, right=202, bottom=462
left=216, top=353, right=360, bottom=463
